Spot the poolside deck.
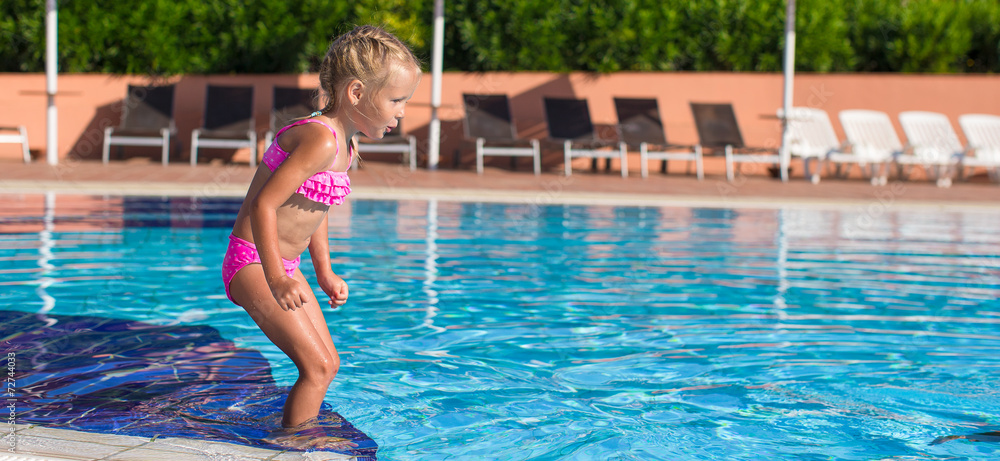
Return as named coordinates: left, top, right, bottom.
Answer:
left=1, top=157, right=998, bottom=208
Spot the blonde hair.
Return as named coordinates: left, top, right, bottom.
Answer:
left=317, top=25, right=421, bottom=114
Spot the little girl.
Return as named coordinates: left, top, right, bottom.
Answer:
left=222, top=25, right=421, bottom=439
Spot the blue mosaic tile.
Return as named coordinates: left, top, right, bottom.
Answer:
left=2, top=309, right=377, bottom=459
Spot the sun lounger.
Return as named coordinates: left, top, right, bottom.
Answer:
left=837, top=109, right=900, bottom=185
left=897, top=111, right=964, bottom=187
left=356, top=117, right=418, bottom=171
left=778, top=107, right=846, bottom=184
left=102, top=84, right=177, bottom=165
left=0, top=125, right=30, bottom=163
left=957, top=113, right=1000, bottom=183
left=616, top=98, right=702, bottom=180
left=690, top=102, right=777, bottom=182
left=463, top=93, right=540, bottom=175
left=190, top=85, right=256, bottom=166
left=262, top=87, right=316, bottom=168
left=544, top=97, right=627, bottom=177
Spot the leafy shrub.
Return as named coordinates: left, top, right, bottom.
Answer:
left=2, top=0, right=998, bottom=74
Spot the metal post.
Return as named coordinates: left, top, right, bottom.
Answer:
left=46, top=0, right=58, bottom=165
left=427, top=0, right=445, bottom=170
left=779, top=0, right=796, bottom=183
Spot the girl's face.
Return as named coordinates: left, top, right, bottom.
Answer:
left=354, top=65, right=421, bottom=139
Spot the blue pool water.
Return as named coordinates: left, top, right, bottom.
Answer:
left=2, top=193, right=1000, bottom=460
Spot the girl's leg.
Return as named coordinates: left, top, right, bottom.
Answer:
left=229, top=264, right=339, bottom=428
left=290, top=269, right=339, bottom=366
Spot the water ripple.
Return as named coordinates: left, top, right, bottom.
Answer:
left=3, top=197, right=1000, bottom=459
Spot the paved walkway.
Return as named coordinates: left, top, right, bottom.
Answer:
left=1, top=157, right=998, bottom=209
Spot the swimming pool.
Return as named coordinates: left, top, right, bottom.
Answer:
left=3, top=193, right=1000, bottom=460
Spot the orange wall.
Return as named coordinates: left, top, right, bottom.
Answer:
left=1, top=72, right=998, bottom=165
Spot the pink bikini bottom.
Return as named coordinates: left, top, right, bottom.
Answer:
left=222, top=234, right=300, bottom=304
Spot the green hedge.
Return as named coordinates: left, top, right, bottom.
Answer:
left=2, top=0, right=998, bottom=74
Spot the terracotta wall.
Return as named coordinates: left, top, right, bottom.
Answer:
left=1, top=72, right=998, bottom=166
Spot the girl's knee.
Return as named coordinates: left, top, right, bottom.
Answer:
left=301, top=352, right=339, bottom=384
left=327, top=352, right=341, bottom=382
left=329, top=352, right=340, bottom=377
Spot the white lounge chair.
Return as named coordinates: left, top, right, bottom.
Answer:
left=778, top=107, right=845, bottom=184
left=838, top=110, right=901, bottom=185
left=0, top=125, right=30, bottom=163
left=897, top=111, right=964, bottom=187
left=958, top=114, right=1000, bottom=183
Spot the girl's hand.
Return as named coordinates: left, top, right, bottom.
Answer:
left=269, top=276, right=310, bottom=311
left=318, top=273, right=349, bottom=308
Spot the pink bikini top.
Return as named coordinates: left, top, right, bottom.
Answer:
left=262, top=119, right=352, bottom=206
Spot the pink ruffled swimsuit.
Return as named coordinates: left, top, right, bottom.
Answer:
left=261, top=119, right=353, bottom=206
left=221, top=119, right=352, bottom=304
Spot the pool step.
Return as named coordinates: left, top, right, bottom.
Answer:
left=8, top=424, right=356, bottom=461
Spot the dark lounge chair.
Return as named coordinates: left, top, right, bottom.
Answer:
left=615, top=97, right=702, bottom=179
left=463, top=93, right=541, bottom=175
left=262, top=86, right=318, bottom=167
left=544, top=97, right=627, bottom=177
left=356, top=118, right=417, bottom=171
left=102, top=84, right=177, bottom=165
left=190, top=85, right=256, bottom=166
left=690, top=102, right=779, bottom=182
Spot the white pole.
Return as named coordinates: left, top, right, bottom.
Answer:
left=37, top=191, right=57, bottom=314
left=45, top=0, right=58, bottom=166
left=779, top=0, right=796, bottom=183
left=427, top=0, right=444, bottom=170
left=775, top=208, right=788, bottom=312
left=421, top=199, right=444, bottom=333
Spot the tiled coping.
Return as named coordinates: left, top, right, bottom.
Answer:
left=7, top=424, right=355, bottom=461
left=1, top=180, right=998, bottom=212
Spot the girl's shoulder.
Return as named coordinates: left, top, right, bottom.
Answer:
left=279, top=120, right=341, bottom=155
left=282, top=119, right=339, bottom=140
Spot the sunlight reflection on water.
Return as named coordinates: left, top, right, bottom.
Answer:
left=2, top=195, right=999, bottom=460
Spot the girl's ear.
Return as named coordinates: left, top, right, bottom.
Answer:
left=347, top=79, right=364, bottom=106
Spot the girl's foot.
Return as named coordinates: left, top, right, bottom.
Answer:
left=265, top=417, right=359, bottom=451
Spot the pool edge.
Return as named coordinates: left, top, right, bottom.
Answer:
left=2, top=180, right=998, bottom=211
left=9, top=424, right=357, bottom=460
